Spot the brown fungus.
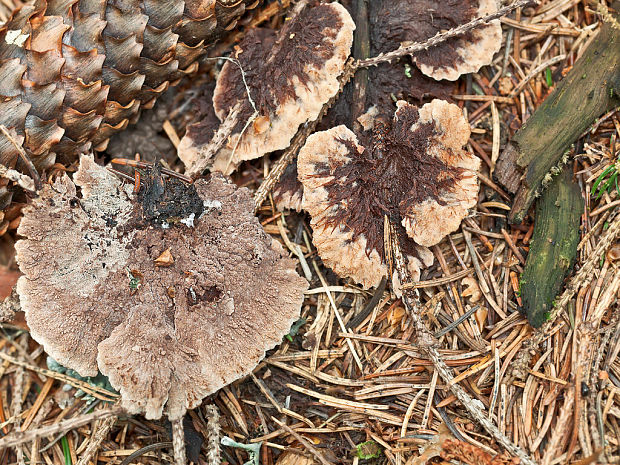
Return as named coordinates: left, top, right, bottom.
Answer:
left=297, top=100, right=479, bottom=288
left=16, top=155, right=308, bottom=420
left=180, top=2, right=354, bottom=175
left=373, top=0, right=502, bottom=81
left=175, top=80, right=221, bottom=173
left=272, top=157, right=303, bottom=212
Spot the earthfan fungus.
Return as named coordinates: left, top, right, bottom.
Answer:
left=272, top=158, right=303, bottom=212
left=179, top=1, right=355, bottom=175
left=375, top=0, right=502, bottom=81
left=16, top=155, right=308, bottom=419
left=298, top=99, right=480, bottom=288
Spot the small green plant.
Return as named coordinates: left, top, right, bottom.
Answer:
left=221, top=437, right=261, bottom=465
left=285, top=318, right=307, bottom=342
left=61, top=436, right=72, bottom=465
left=545, top=68, right=553, bottom=87
left=592, top=153, right=620, bottom=199
left=355, top=440, right=382, bottom=460
left=404, top=63, right=412, bottom=78
left=47, top=357, right=117, bottom=406
left=127, top=268, right=143, bottom=292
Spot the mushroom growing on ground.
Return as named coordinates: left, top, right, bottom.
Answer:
left=178, top=1, right=355, bottom=175
left=298, top=99, right=480, bottom=288
left=16, top=155, right=308, bottom=419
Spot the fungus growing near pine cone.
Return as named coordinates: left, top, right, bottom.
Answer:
left=179, top=1, right=355, bottom=175
left=16, top=155, right=307, bottom=419
left=298, top=100, right=480, bottom=288
left=0, top=0, right=258, bottom=178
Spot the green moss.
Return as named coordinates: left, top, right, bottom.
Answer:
left=520, top=165, right=582, bottom=327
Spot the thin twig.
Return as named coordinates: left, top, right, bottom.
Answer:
left=0, top=407, right=123, bottom=449
left=172, top=417, right=187, bottom=465
left=0, top=351, right=118, bottom=401
left=435, top=305, right=481, bottom=339
left=312, top=260, right=364, bottom=371
left=110, top=159, right=193, bottom=183
left=185, top=102, right=243, bottom=178
left=76, top=409, right=118, bottom=465
left=119, top=442, right=173, bottom=465
left=212, top=57, right=260, bottom=176
left=272, top=417, right=334, bottom=465
left=225, top=108, right=258, bottom=173
left=205, top=57, right=257, bottom=113
left=357, top=0, right=536, bottom=68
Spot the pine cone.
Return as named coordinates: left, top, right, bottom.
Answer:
left=0, top=0, right=258, bottom=174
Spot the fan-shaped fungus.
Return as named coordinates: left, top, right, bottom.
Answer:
left=298, top=100, right=479, bottom=288
left=16, top=155, right=308, bottom=419
left=180, top=2, right=354, bottom=175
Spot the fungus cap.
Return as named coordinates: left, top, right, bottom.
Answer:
left=297, top=100, right=479, bottom=288
left=16, top=155, right=308, bottom=419
left=272, top=159, right=303, bottom=212
left=373, top=0, right=502, bottom=81
left=201, top=1, right=354, bottom=174
left=399, top=100, right=480, bottom=246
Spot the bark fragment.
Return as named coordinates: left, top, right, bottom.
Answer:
left=495, top=1, right=620, bottom=223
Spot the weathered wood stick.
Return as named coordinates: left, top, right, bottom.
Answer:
left=519, top=164, right=583, bottom=327
left=495, top=2, right=620, bottom=224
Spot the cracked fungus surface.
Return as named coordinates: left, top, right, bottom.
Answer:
left=372, top=0, right=502, bottom=81
left=16, top=155, right=308, bottom=420
left=298, top=100, right=480, bottom=289
left=205, top=1, right=354, bottom=174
